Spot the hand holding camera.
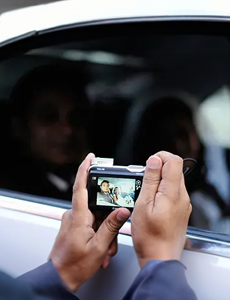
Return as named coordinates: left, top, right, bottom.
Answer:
left=50, top=152, right=195, bottom=292
left=131, top=152, right=192, bottom=268
left=50, top=153, right=131, bottom=292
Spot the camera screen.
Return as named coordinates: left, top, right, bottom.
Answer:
left=89, top=176, right=142, bottom=209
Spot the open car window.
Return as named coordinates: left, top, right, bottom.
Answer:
left=0, top=23, right=229, bottom=236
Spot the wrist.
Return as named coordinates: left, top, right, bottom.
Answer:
left=51, top=258, right=81, bottom=293
left=136, top=248, right=181, bottom=268
left=138, top=257, right=180, bottom=268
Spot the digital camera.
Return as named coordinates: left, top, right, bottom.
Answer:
left=87, top=157, right=196, bottom=212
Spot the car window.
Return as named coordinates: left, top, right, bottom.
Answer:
left=0, top=33, right=229, bottom=235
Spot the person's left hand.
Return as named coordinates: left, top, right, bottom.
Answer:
left=49, top=153, right=131, bottom=292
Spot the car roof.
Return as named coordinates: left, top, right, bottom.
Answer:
left=0, top=0, right=230, bottom=44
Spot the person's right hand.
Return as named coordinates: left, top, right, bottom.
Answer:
left=49, top=153, right=130, bottom=292
left=131, top=151, right=192, bottom=268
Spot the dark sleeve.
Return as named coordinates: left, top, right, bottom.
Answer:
left=122, top=260, right=198, bottom=300
left=0, top=271, right=34, bottom=300
left=17, top=260, right=78, bottom=300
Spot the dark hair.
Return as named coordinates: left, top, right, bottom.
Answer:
left=133, top=96, right=194, bottom=164
left=100, top=180, right=109, bottom=186
left=9, top=63, right=90, bottom=121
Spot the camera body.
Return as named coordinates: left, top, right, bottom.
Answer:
left=87, top=157, right=196, bottom=212
left=88, top=158, right=145, bottom=211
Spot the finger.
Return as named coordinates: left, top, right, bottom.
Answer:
left=137, top=155, right=162, bottom=205
left=72, top=153, right=95, bottom=212
left=101, top=237, right=118, bottom=269
left=108, top=237, right=118, bottom=257
left=155, top=151, right=183, bottom=201
left=180, top=175, right=191, bottom=208
left=95, top=208, right=130, bottom=249
left=154, top=151, right=176, bottom=164
left=155, top=151, right=183, bottom=184
left=101, top=256, right=111, bottom=270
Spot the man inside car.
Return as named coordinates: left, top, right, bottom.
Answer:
left=97, top=180, right=119, bottom=205
left=0, top=64, right=91, bottom=201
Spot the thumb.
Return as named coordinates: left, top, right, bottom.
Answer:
left=137, top=155, right=162, bottom=205
left=95, top=208, right=131, bottom=249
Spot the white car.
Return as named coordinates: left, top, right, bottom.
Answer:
left=0, top=1, right=230, bottom=300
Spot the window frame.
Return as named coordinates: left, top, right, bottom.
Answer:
left=0, top=16, right=229, bottom=246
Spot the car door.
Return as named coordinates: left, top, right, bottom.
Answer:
left=0, top=3, right=230, bottom=300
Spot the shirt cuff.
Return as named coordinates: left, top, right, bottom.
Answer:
left=17, top=260, right=78, bottom=300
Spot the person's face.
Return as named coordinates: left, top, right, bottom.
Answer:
left=101, top=182, right=109, bottom=193
left=114, top=187, right=119, bottom=195
left=25, top=88, right=89, bottom=165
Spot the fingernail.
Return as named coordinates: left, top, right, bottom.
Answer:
left=86, top=152, right=95, bottom=159
left=146, top=156, right=161, bottom=169
left=116, top=210, right=130, bottom=221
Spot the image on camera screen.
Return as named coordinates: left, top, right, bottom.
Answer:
left=96, top=177, right=137, bottom=208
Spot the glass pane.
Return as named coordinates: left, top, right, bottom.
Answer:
left=0, top=33, right=229, bottom=234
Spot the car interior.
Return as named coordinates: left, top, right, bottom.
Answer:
left=0, top=24, right=229, bottom=235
